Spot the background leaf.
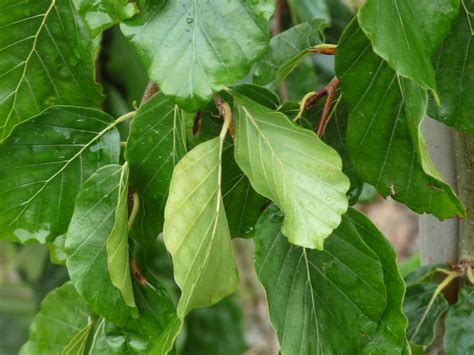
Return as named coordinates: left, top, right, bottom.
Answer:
left=336, top=20, right=464, bottom=219
left=0, top=0, right=103, bottom=140
left=164, top=135, right=239, bottom=318
left=66, top=165, right=133, bottom=325
left=0, top=106, right=120, bottom=243
left=233, top=94, right=349, bottom=249
left=254, top=205, right=408, bottom=354
left=121, top=0, right=274, bottom=111
left=444, top=287, right=474, bottom=355
left=428, top=0, right=474, bottom=134
left=358, top=0, right=460, bottom=92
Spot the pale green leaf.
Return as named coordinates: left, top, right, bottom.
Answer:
left=336, top=20, right=464, bottom=219
left=253, top=19, right=327, bottom=87
left=106, top=163, right=135, bottom=308
left=288, top=0, right=330, bottom=23
left=0, top=0, right=103, bottom=140
left=358, top=0, right=460, bottom=92
left=428, top=0, right=474, bottom=134
left=163, top=128, right=239, bottom=318
left=20, top=282, right=92, bottom=354
left=0, top=106, right=120, bottom=244
left=254, top=205, right=408, bottom=354
left=233, top=94, right=350, bottom=249
left=121, top=0, right=274, bottom=111
left=444, top=287, right=474, bottom=355
left=65, top=165, right=133, bottom=325
left=73, top=0, right=138, bottom=36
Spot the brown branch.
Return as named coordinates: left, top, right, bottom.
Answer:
left=214, top=96, right=234, bottom=138
left=316, top=77, right=339, bottom=137
left=308, top=47, right=337, bottom=55
left=272, top=0, right=288, bottom=101
left=193, top=111, right=202, bottom=136
left=140, top=80, right=158, bottom=106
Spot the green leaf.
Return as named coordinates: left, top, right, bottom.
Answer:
left=403, top=283, right=449, bottom=346
left=288, top=0, right=330, bottom=23
left=233, top=94, right=350, bottom=249
left=0, top=0, right=103, bottom=140
left=73, top=0, right=138, bottom=36
left=0, top=106, right=120, bottom=244
left=444, top=287, right=474, bottom=355
left=121, top=0, right=274, bottom=111
left=358, top=0, right=460, bottom=93
left=20, top=282, right=92, bottom=354
left=254, top=205, right=408, bottom=354
left=336, top=20, right=464, bottom=219
left=106, top=163, right=135, bottom=308
left=126, top=92, right=187, bottom=243
left=253, top=19, right=327, bottom=87
left=182, top=296, right=247, bottom=355
left=428, top=0, right=474, bottom=134
left=163, top=129, right=239, bottom=318
left=66, top=165, right=133, bottom=325
left=222, top=145, right=268, bottom=238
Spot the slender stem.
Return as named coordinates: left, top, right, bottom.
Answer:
left=308, top=44, right=337, bottom=55
left=114, top=110, right=136, bottom=124
left=317, top=77, right=339, bottom=137
left=128, top=192, right=140, bottom=231
left=215, top=96, right=233, bottom=139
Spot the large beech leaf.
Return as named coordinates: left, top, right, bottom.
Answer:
left=358, top=0, right=459, bottom=93
left=444, top=287, right=474, bottom=354
left=233, top=94, right=350, bottom=249
left=254, top=205, right=408, bottom=354
left=73, top=0, right=138, bottom=36
left=121, top=0, right=274, bottom=111
left=106, top=163, right=135, bottom=308
left=0, top=106, right=120, bottom=244
left=336, top=20, right=464, bottom=219
left=126, top=92, right=187, bottom=243
left=163, top=130, right=239, bottom=318
left=20, top=282, right=92, bottom=354
left=253, top=19, right=326, bottom=87
left=66, top=165, right=133, bottom=325
left=428, top=0, right=474, bottom=134
left=0, top=0, right=103, bottom=140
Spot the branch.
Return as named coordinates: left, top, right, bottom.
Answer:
left=316, top=77, right=339, bottom=137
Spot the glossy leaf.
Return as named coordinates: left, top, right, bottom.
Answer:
left=222, top=145, right=268, bottom=238
left=73, top=0, right=138, bottom=36
left=253, top=19, right=326, bottom=87
left=121, top=0, right=274, bottom=111
left=358, top=0, right=460, bottom=92
left=428, top=0, right=474, bottom=134
left=163, top=128, right=239, bottom=318
left=0, top=106, right=120, bottom=244
left=336, top=20, right=464, bottom=219
left=0, top=0, right=103, bottom=140
left=20, top=282, right=92, bottom=354
left=254, top=205, right=408, bottom=354
left=126, top=93, right=187, bottom=243
left=233, top=94, right=350, bottom=249
left=106, top=163, right=135, bottom=308
left=404, top=283, right=449, bottom=346
left=66, top=165, right=133, bottom=325
left=444, top=287, right=474, bottom=355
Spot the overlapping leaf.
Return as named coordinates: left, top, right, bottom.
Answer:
left=163, top=122, right=239, bottom=318
left=253, top=19, right=326, bottom=87
left=288, top=0, right=330, bottom=23
left=65, top=165, right=133, bottom=325
left=0, top=0, right=103, bottom=140
left=126, top=92, right=187, bottom=243
left=358, top=0, right=460, bottom=92
left=73, top=0, right=138, bottom=36
left=254, top=205, right=408, bottom=354
left=121, top=0, right=274, bottom=111
left=428, top=0, right=474, bottom=134
left=233, top=94, right=350, bottom=249
left=0, top=106, right=120, bottom=243
left=336, top=20, right=464, bottom=219
left=20, top=282, right=92, bottom=354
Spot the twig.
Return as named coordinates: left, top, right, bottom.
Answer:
left=214, top=96, right=234, bottom=138
left=140, top=80, right=158, bottom=106
left=193, top=111, right=202, bottom=136
left=272, top=0, right=288, bottom=101
left=308, top=45, right=337, bottom=55
left=316, top=77, right=339, bottom=137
